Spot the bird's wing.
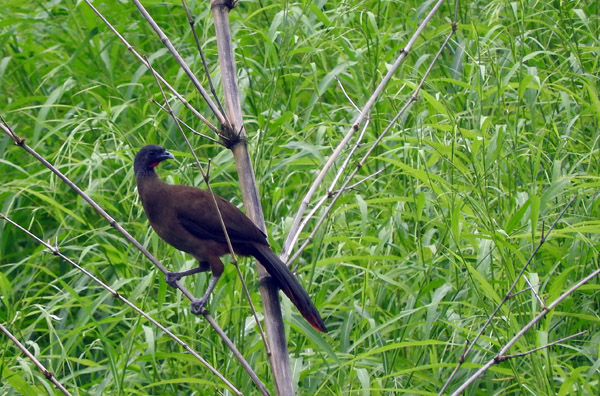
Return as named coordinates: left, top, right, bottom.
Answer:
left=174, top=185, right=268, bottom=245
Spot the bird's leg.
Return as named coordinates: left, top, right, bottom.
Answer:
left=190, top=274, right=221, bottom=315
left=190, top=255, right=224, bottom=315
left=164, top=261, right=210, bottom=288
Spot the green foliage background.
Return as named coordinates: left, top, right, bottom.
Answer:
left=1, top=0, right=599, bottom=395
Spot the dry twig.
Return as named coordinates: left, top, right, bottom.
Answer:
left=450, top=267, right=597, bottom=395
left=282, top=0, right=447, bottom=261
left=151, top=99, right=223, bottom=145
left=181, top=0, right=226, bottom=117
left=82, top=0, right=220, bottom=136
left=0, top=321, right=73, bottom=396
left=439, top=197, right=577, bottom=395
left=130, top=0, right=230, bottom=129
left=287, top=18, right=457, bottom=266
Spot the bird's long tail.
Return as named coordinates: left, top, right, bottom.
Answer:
left=251, top=244, right=327, bottom=332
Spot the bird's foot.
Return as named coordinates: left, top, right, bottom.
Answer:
left=190, top=298, right=208, bottom=315
left=164, top=271, right=182, bottom=288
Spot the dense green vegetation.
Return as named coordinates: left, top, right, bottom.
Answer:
left=1, top=0, right=599, bottom=394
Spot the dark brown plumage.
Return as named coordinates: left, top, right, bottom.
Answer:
left=134, top=145, right=327, bottom=332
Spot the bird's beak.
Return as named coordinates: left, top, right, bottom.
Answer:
left=160, top=151, right=175, bottom=161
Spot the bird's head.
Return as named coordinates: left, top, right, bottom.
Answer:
left=134, top=145, right=174, bottom=176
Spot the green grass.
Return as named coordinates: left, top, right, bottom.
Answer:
left=1, top=0, right=599, bottom=395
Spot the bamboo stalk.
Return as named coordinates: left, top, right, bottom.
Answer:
left=211, top=0, right=295, bottom=394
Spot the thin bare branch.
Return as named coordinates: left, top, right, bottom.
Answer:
left=145, top=54, right=212, bottom=182
left=522, top=275, right=545, bottom=307
left=438, top=196, right=577, bottom=395
left=0, top=213, right=241, bottom=396
left=287, top=19, right=455, bottom=266
left=337, top=166, right=387, bottom=192
left=450, top=268, right=599, bottom=396
left=282, top=0, right=446, bottom=260
left=508, top=284, right=539, bottom=299
left=151, top=99, right=223, bottom=145
left=327, top=120, right=370, bottom=197
left=497, top=331, right=588, bottom=362
left=285, top=120, right=370, bottom=260
left=130, top=0, right=230, bottom=128
left=181, top=0, right=227, bottom=117
left=290, top=166, right=386, bottom=272
left=289, top=165, right=386, bottom=249
left=335, top=76, right=360, bottom=112
left=0, top=321, right=73, bottom=396
left=82, top=0, right=221, bottom=136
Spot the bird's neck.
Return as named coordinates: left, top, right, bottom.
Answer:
left=134, top=166, right=157, bottom=179
left=135, top=169, right=167, bottom=195
left=136, top=170, right=169, bottom=222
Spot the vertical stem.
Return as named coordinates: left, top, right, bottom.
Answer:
left=211, top=1, right=294, bottom=394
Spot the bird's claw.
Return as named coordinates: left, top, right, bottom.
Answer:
left=190, top=298, right=208, bottom=315
left=164, top=272, right=181, bottom=288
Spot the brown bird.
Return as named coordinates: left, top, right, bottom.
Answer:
left=134, top=145, right=327, bottom=332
